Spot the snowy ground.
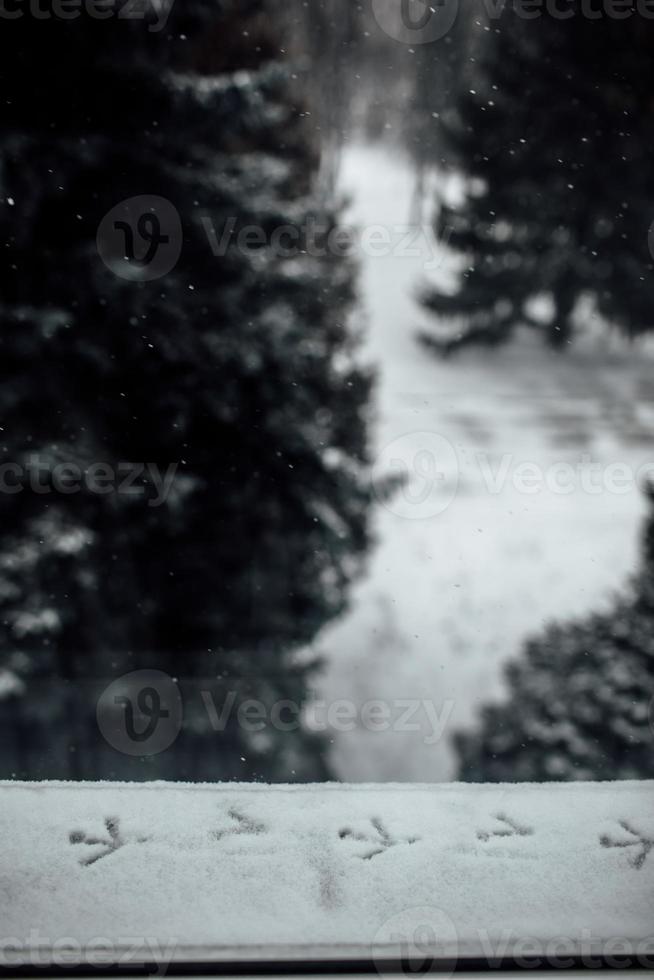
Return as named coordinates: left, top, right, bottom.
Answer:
left=2, top=780, right=652, bottom=968
left=313, top=142, right=654, bottom=782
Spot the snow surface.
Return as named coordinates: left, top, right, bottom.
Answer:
left=1, top=780, right=652, bottom=966
left=314, top=143, right=654, bottom=782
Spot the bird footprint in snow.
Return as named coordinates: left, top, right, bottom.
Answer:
left=339, top=817, right=419, bottom=860
left=600, top=820, right=653, bottom=870
left=477, top=813, right=534, bottom=843
left=69, top=816, right=148, bottom=866
left=211, top=808, right=266, bottom=841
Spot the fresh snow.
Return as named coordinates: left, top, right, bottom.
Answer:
left=1, top=780, right=653, bottom=967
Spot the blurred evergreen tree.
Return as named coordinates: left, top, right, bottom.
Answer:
left=457, top=488, right=654, bottom=781
left=0, top=0, right=371, bottom=781
left=407, top=6, right=475, bottom=184
left=285, top=0, right=366, bottom=191
left=419, top=4, right=654, bottom=354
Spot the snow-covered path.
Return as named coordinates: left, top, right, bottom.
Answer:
left=314, top=143, right=654, bottom=782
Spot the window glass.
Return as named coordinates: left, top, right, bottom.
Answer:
left=0, top=0, right=652, bottom=788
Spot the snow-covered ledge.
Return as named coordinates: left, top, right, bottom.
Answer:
left=1, top=780, right=653, bottom=973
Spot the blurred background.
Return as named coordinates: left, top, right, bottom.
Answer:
left=0, top=0, right=653, bottom=784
